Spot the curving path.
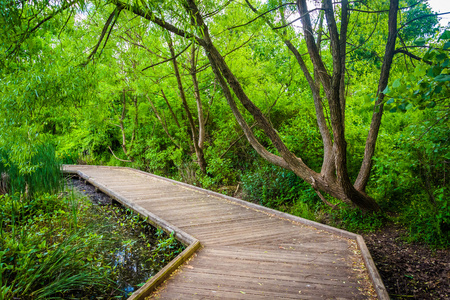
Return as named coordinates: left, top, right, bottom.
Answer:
left=63, top=165, right=388, bottom=299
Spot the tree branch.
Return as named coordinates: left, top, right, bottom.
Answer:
left=355, top=0, right=399, bottom=191
left=142, top=42, right=192, bottom=71
left=108, top=146, right=132, bottom=163
left=394, top=49, right=432, bottom=65
left=112, top=0, right=206, bottom=47
left=86, top=7, right=122, bottom=62
left=227, top=2, right=297, bottom=31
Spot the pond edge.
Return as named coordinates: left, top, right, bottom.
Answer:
left=63, top=168, right=201, bottom=300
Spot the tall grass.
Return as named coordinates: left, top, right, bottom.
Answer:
left=0, top=143, right=62, bottom=196
left=0, top=142, right=117, bottom=299
left=0, top=193, right=116, bottom=300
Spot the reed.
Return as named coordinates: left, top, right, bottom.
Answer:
left=0, top=193, right=116, bottom=299
left=0, top=143, right=62, bottom=197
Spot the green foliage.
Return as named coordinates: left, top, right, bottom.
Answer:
left=152, top=229, right=184, bottom=263
left=385, top=30, right=450, bottom=112
left=0, top=0, right=448, bottom=249
left=401, top=188, right=449, bottom=248
left=368, top=109, right=449, bottom=247
left=0, top=193, right=115, bottom=299
left=199, top=157, right=238, bottom=190
left=0, top=185, right=187, bottom=299
left=0, top=142, right=62, bottom=196
left=287, top=200, right=317, bottom=221
left=241, top=160, right=322, bottom=211
left=400, top=0, right=439, bottom=41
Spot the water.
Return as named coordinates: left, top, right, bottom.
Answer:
left=70, top=177, right=185, bottom=298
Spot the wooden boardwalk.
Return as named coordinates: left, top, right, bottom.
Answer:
left=63, top=165, right=388, bottom=299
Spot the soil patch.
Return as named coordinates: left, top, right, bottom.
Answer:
left=362, top=225, right=449, bottom=299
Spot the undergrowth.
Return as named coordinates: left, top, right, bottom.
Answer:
left=0, top=188, right=186, bottom=299
left=0, top=193, right=116, bottom=299
left=240, top=159, right=449, bottom=248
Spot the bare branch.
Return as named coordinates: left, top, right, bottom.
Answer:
left=142, top=42, right=192, bottom=71
left=108, top=146, right=132, bottom=163
left=227, top=2, right=297, bottom=31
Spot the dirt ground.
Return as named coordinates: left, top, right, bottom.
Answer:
left=362, top=225, right=449, bottom=299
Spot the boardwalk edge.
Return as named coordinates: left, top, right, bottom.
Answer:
left=63, top=167, right=202, bottom=300
left=63, top=165, right=389, bottom=299
left=356, top=235, right=390, bottom=300
left=126, top=167, right=390, bottom=300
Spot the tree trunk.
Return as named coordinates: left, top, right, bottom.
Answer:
left=355, top=0, right=399, bottom=192
left=112, top=0, right=403, bottom=211
left=167, top=36, right=207, bottom=174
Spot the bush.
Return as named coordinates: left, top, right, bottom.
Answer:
left=241, top=160, right=323, bottom=212
left=402, top=188, right=449, bottom=248
left=328, top=205, right=386, bottom=233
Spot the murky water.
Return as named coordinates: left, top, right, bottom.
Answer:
left=70, top=177, right=185, bottom=298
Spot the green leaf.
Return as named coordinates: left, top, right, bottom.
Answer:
left=382, top=86, right=390, bottom=94
left=386, top=98, right=394, bottom=105
left=436, top=53, right=447, bottom=61
left=439, top=30, right=450, bottom=40
left=392, top=79, right=401, bottom=88
left=414, top=38, right=426, bottom=46
left=398, top=103, right=407, bottom=111
left=443, top=59, right=450, bottom=68
left=434, top=74, right=450, bottom=82
left=444, top=41, right=450, bottom=50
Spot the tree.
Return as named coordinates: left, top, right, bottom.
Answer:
left=2, top=0, right=443, bottom=212
left=105, top=0, right=406, bottom=211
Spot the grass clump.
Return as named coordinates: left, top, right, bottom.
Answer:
left=0, top=142, right=62, bottom=196
left=0, top=193, right=117, bottom=299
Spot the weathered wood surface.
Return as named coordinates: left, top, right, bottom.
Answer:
left=63, top=165, right=387, bottom=299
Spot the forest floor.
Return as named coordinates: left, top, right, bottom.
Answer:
left=362, top=225, right=449, bottom=299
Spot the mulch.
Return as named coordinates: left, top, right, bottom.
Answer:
left=363, top=226, right=449, bottom=299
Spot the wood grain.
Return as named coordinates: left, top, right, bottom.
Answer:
left=63, top=165, right=387, bottom=299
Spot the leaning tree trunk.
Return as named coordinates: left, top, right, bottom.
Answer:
left=112, top=0, right=401, bottom=211
left=167, top=37, right=207, bottom=174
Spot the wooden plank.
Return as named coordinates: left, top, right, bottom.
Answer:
left=63, top=166, right=385, bottom=299
left=156, top=281, right=364, bottom=299
left=128, top=240, right=201, bottom=300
